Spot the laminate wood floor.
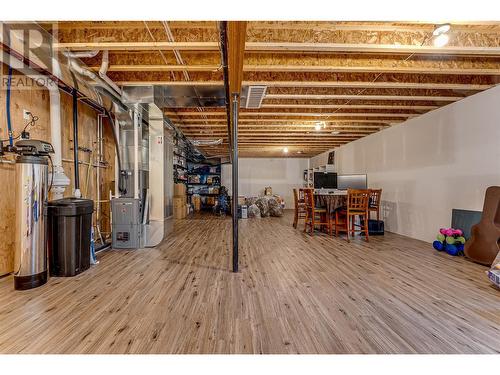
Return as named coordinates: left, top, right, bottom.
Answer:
left=0, top=212, right=499, bottom=354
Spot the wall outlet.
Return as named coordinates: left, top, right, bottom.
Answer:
left=22, top=109, right=31, bottom=120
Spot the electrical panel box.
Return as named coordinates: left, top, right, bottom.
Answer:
left=111, top=198, right=143, bottom=249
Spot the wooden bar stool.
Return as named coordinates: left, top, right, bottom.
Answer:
left=303, top=188, right=330, bottom=235
left=293, top=188, right=307, bottom=228
left=368, top=189, right=382, bottom=221
left=334, top=189, right=370, bottom=242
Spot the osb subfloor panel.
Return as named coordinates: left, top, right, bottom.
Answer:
left=0, top=212, right=499, bottom=354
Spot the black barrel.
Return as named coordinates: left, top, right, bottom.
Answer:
left=47, top=198, right=94, bottom=277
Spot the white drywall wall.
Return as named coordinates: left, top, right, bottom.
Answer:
left=311, top=86, right=500, bottom=242
left=221, top=157, right=309, bottom=208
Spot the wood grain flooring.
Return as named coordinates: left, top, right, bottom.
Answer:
left=0, top=212, right=499, bottom=354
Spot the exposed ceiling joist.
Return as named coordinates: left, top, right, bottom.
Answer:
left=46, top=21, right=500, bottom=34
left=260, top=104, right=437, bottom=110
left=55, top=41, right=500, bottom=56
left=47, top=20, right=500, bottom=159
left=244, top=42, right=500, bottom=55
left=174, top=118, right=397, bottom=124
left=116, top=80, right=493, bottom=90
left=90, top=64, right=500, bottom=76
left=264, top=94, right=462, bottom=101
left=247, top=65, right=500, bottom=75
left=53, top=41, right=219, bottom=51
left=166, top=111, right=416, bottom=118
left=91, top=64, right=220, bottom=72
left=177, top=125, right=386, bottom=130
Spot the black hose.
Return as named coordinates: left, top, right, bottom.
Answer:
left=104, top=109, right=127, bottom=195
left=47, top=154, right=54, bottom=192
left=72, top=88, right=80, bottom=191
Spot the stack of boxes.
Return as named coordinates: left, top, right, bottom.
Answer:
left=174, top=183, right=187, bottom=219
left=192, top=195, right=201, bottom=212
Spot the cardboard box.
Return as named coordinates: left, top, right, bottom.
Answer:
left=192, top=196, right=201, bottom=212
left=174, top=204, right=186, bottom=219
left=174, top=183, right=186, bottom=197
left=237, top=196, right=246, bottom=205
left=173, top=196, right=185, bottom=208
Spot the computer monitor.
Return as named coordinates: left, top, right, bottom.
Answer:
left=313, top=172, right=337, bottom=189
left=337, top=174, right=367, bottom=190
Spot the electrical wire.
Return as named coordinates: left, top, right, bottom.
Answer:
left=0, top=112, right=39, bottom=142
left=47, top=153, right=54, bottom=192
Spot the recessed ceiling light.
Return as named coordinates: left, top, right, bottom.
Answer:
left=433, top=33, right=449, bottom=47
left=297, top=151, right=302, bottom=154
left=283, top=147, right=289, bottom=153
left=433, top=23, right=451, bottom=36
left=315, top=123, right=322, bottom=131
left=331, top=131, right=340, bottom=135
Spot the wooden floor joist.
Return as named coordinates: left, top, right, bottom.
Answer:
left=175, top=119, right=398, bottom=124
left=116, top=80, right=493, bottom=91
left=55, top=41, right=500, bottom=56
left=48, top=21, right=500, bottom=158
left=91, top=64, right=500, bottom=76
left=260, top=104, right=438, bottom=110
left=264, top=94, right=463, bottom=101
left=166, top=111, right=417, bottom=117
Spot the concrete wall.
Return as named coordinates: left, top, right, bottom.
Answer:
left=313, top=86, right=500, bottom=243
left=221, top=157, right=309, bottom=208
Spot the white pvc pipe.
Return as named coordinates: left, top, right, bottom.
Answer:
left=63, top=51, right=99, bottom=59
left=68, top=57, right=125, bottom=105
left=133, top=107, right=139, bottom=200
left=49, top=58, right=71, bottom=199
left=114, top=104, right=120, bottom=196
left=99, top=50, right=122, bottom=96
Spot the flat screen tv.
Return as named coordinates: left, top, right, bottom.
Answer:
left=337, top=174, right=367, bottom=190
left=313, top=172, right=337, bottom=189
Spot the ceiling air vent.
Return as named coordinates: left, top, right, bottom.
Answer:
left=245, top=85, right=267, bottom=109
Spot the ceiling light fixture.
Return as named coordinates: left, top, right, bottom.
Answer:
left=315, top=123, right=322, bottom=131
left=433, top=23, right=451, bottom=36
left=432, top=23, right=451, bottom=47
left=331, top=131, right=340, bottom=135
left=283, top=147, right=289, bottom=154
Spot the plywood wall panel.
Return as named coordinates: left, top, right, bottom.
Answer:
left=0, top=64, right=115, bottom=276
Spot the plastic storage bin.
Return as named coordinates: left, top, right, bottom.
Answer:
left=47, top=198, right=94, bottom=277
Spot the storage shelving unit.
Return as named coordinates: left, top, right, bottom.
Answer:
left=173, top=137, right=188, bottom=186
left=187, top=160, right=221, bottom=211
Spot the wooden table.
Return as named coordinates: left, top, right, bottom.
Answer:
left=314, top=191, right=348, bottom=215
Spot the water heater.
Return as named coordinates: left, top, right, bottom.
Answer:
left=14, top=140, right=53, bottom=290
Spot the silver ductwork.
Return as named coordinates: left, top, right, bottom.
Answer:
left=122, top=85, right=250, bottom=109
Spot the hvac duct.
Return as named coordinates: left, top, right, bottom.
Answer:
left=98, top=50, right=122, bottom=97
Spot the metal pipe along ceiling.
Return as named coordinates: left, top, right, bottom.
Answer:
left=219, top=21, right=232, bottom=157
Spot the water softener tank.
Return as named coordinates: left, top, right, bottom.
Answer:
left=14, top=140, right=52, bottom=290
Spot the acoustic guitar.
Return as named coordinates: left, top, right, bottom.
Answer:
left=464, top=186, right=500, bottom=266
